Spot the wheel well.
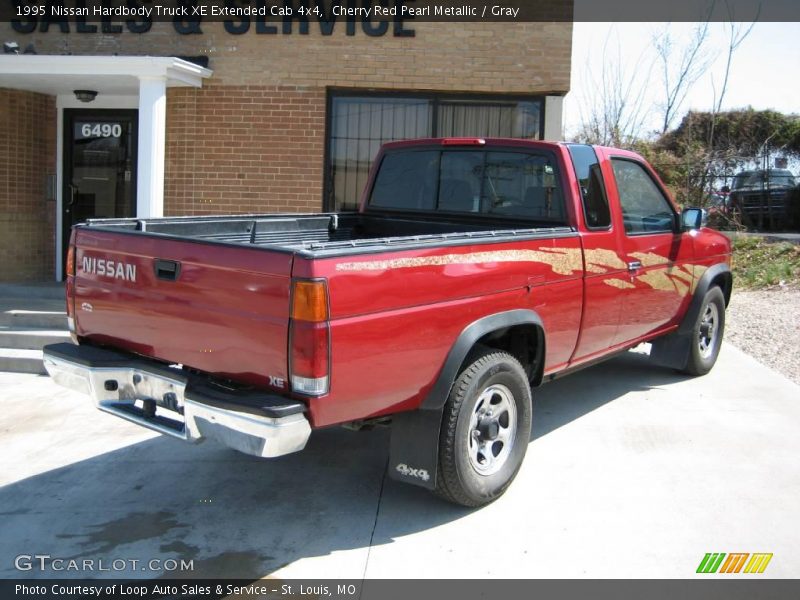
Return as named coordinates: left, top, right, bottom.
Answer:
left=711, top=271, right=733, bottom=306
left=472, top=324, right=545, bottom=386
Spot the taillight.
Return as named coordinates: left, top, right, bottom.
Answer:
left=291, top=280, right=328, bottom=322
left=65, top=243, right=76, bottom=339
left=66, top=244, right=75, bottom=277
left=289, top=279, right=330, bottom=396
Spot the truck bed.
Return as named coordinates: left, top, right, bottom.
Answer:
left=71, top=211, right=572, bottom=399
left=82, top=212, right=573, bottom=258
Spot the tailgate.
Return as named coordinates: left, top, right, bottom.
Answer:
left=72, top=228, right=292, bottom=391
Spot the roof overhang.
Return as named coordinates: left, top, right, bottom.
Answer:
left=0, top=55, right=212, bottom=96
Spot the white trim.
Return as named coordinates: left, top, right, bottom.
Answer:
left=137, top=77, right=168, bottom=218
left=543, top=96, right=564, bottom=141
left=56, top=105, right=63, bottom=281
left=0, top=55, right=211, bottom=87
left=57, top=94, right=138, bottom=110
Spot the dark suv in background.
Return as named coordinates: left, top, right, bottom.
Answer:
left=730, top=169, right=797, bottom=230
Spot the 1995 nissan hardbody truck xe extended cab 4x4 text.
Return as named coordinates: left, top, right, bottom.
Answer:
left=44, top=139, right=732, bottom=507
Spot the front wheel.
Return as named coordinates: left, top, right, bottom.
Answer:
left=682, top=286, right=726, bottom=376
left=435, top=348, right=532, bottom=507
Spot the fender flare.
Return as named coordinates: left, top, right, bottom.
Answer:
left=389, top=309, right=545, bottom=490
left=651, top=262, right=732, bottom=370
left=422, top=308, right=545, bottom=410
left=677, top=263, right=732, bottom=336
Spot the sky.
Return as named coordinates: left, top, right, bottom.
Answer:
left=563, top=21, right=800, bottom=139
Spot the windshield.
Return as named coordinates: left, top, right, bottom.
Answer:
left=733, top=170, right=796, bottom=190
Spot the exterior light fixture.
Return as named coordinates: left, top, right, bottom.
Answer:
left=73, top=90, right=98, bottom=103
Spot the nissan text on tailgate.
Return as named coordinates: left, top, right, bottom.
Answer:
left=44, top=139, right=732, bottom=507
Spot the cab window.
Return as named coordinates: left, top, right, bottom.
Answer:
left=611, top=159, right=676, bottom=234
left=369, top=148, right=566, bottom=224
left=567, top=144, right=611, bottom=229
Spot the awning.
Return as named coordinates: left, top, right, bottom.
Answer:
left=0, top=54, right=211, bottom=95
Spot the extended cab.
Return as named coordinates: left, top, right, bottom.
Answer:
left=44, top=139, right=732, bottom=507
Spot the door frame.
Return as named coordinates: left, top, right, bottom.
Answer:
left=61, top=108, right=138, bottom=280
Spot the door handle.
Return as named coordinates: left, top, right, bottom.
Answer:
left=66, top=184, right=77, bottom=209
left=627, top=261, right=642, bottom=272
left=154, top=259, right=181, bottom=281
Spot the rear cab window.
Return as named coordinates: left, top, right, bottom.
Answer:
left=567, top=144, right=611, bottom=229
left=368, top=147, right=567, bottom=224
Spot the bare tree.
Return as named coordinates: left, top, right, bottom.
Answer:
left=700, top=1, right=760, bottom=198
left=653, top=19, right=715, bottom=134
left=709, top=3, right=760, bottom=144
left=576, top=26, right=652, bottom=147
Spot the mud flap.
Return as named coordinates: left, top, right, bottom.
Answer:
left=651, top=263, right=731, bottom=371
left=650, top=264, right=731, bottom=371
left=388, top=408, right=443, bottom=490
left=389, top=309, right=544, bottom=490
left=650, top=331, right=691, bottom=370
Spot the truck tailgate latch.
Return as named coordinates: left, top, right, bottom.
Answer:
left=154, top=259, right=182, bottom=281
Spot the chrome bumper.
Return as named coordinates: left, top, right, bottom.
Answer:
left=42, top=343, right=311, bottom=458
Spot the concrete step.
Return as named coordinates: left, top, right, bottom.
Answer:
left=0, top=283, right=65, bottom=301
left=0, top=309, right=68, bottom=329
left=0, top=327, right=71, bottom=350
left=0, top=348, right=46, bottom=375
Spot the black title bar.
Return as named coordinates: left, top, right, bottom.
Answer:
left=1, top=0, right=792, bottom=25
left=3, top=580, right=800, bottom=600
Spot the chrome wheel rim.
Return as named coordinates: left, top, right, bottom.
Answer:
left=468, top=384, right=517, bottom=476
left=698, top=302, right=719, bottom=359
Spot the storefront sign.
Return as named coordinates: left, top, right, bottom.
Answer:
left=10, top=0, right=417, bottom=36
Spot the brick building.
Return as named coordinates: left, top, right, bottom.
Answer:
left=0, top=14, right=572, bottom=281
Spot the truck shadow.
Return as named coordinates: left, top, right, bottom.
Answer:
left=0, top=351, right=690, bottom=579
left=531, top=348, right=688, bottom=440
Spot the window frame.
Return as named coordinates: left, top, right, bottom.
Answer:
left=364, top=145, right=569, bottom=226
left=567, top=143, right=613, bottom=232
left=323, top=89, right=547, bottom=212
left=609, top=156, right=679, bottom=237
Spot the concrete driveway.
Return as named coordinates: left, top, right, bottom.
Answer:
left=1, top=344, right=798, bottom=579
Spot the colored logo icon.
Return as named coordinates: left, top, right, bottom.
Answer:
left=697, top=553, right=773, bottom=574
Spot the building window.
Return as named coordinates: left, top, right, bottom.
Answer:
left=326, top=92, right=543, bottom=211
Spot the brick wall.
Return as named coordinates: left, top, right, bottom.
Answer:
left=0, top=89, right=56, bottom=282
left=165, top=84, right=326, bottom=215
left=9, top=21, right=572, bottom=93
left=0, top=16, right=572, bottom=260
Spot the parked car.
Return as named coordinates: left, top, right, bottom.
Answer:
left=44, top=139, right=732, bottom=507
left=729, top=169, right=797, bottom=230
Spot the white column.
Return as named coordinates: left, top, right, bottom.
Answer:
left=543, top=95, right=564, bottom=141
left=136, top=76, right=167, bottom=218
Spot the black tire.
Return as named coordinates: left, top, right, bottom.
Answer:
left=682, top=286, right=726, bottom=376
left=435, top=348, right=532, bottom=507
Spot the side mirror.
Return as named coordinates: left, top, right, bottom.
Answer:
left=681, top=207, right=707, bottom=231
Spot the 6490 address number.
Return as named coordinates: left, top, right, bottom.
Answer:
left=79, top=123, right=123, bottom=138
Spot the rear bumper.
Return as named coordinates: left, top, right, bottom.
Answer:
left=42, top=343, right=311, bottom=458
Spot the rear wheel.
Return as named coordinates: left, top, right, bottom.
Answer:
left=682, top=286, right=726, bottom=376
left=435, top=348, right=532, bottom=507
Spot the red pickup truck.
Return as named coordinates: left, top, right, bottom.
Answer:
left=44, top=138, right=732, bottom=507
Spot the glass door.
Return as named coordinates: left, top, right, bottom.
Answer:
left=63, top=110, right=137, bottom=276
